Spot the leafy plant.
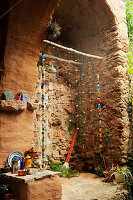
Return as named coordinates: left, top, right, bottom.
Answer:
left=94, top=165, right=103, bottom=177
left=126, top=0, right=133, bottom=78
left=126, top=0, right=133, bottom=50
left=0, top=184, right=9, bottom=194
left=12, top=157, right=18, bottom=162
left=49, top=162, right=79, bottom=178
left=4, top=161, right=9, bottom=168
left=115, top=166, right=133, bottom=180
left=103, top=125, right=114, bottom=171
left=16, top=92, right=22, bottom=96
left=126, top=1, right=133, bottom=198
left=47, top=22, right=61, bottom=41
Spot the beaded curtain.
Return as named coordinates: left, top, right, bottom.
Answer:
left=41, top=42, right=103, bottom=166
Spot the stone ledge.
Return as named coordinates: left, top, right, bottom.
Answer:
left=0, top=170, right=61, bottom=183
left=27, top=102, right=38, bottom=110
left=0, top=100, right=38, bottom=111
left=0, top=100, right=27, bottom=111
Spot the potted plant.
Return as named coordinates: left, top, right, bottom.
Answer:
left=47, top=22, right=61, bottom=41
left=94, top=165, right=103, bottom=177
left=113, top=166, right=132, bottom=183
left=0, top=184, right=12, bottom=200
left=71, top=157, right=84, bottom=173
left=102, top=126, right=117, bottom=182
left=16, top=92, right=22, bottom=100
left=0, top=162, right=10, bottom=173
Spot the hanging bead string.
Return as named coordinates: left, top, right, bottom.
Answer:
left=77, top=53, right=82, bottom=144
left=80, top=55, right=85, bottom=145
left=75, top=53, right=80, bottom=145
left=68, top=51, right=72, bottom=142
left=92, top=58, right=96, bottom=131
left=90, top=58, right=94, bottom=131
left=82, top=57, right=88, bottom=147
left=41, top=53, right=47, bottom=167
left=94, top=63, right=99, bottom=148
left=80, top=56, right=84, bottom=145
left=56, top=47, right=60, bottom=137
left=42, top=42, right=103, bottom=153
left=51, top=46, right=57, bottom=138
left=96, top=64, right=102, bottom=152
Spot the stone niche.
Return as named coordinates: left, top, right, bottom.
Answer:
left=33, top=0, right=130, bottom=165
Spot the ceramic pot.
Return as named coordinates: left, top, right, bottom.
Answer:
left=103, top=170, right=114, bottom=182
left=114, top=173, right=125, bottom=183
left=24, top=155, right=32, bottom=168
left=0, top=167, right=10, bottom=173
left=3, top=193, right=12, bottom=200
left=73, top=163, right=83, bottom=172
left=18, top=170, right=26, bottom=176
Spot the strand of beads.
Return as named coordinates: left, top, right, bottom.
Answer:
left=96, top=64, right=102, bottom=152
left=41, top=53, right=47, bottom=167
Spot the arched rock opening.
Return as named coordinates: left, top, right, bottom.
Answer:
left=43, top=0, right=130, bottom=165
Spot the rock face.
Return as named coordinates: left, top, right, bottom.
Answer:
left=0, top=0, right=60, bottom=167
left=44, top=0, right=130, bottom=164
left=0, top=0, right=130, bottom=167
left=0, top=100, right=27, bottom=111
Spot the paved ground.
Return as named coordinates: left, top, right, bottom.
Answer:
left=61, top=173, right=127, bottom=200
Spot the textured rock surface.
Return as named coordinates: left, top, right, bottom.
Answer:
left=0, top=0, right=60, bottom=167
left=34, top=62, right=73, bottom=162
left=52, top=0, right=130, bottom=164
left=0, top=100, right=27, bottom=111
left=27, top=102, right=38, bottom=111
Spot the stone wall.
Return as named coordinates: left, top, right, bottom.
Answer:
left=44, top=0, right=130, bottom=164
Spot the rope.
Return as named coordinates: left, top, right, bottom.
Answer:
left=0, top=0, right=22, bottom=20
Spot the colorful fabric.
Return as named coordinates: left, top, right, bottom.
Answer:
left=22, top=94, right=29, bottom=102
left=4, top=91, right=14, bottom=100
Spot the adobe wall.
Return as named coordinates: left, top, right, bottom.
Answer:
left=0, top=0, right=60, bottom=167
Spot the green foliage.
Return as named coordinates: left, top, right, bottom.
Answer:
left=17, top=91, right=22, bottom=96
left=94, top=165, right=103, bottom=177
left=127, top=51, right=133, bottom=75
left=4, top=161, right=9, bottom=168
left=126, top=0, right=133, bottom=50
left=116, top=166, right=132, bottom=179
left=12, top=157, right=18, bottom=162
left=0, top=184, right=9, bottom=194
left=49, top=162, right=79, bottom=178
left=126, top=0, right=133, bottom=79
left=47, top=22, right=61, bottom=41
